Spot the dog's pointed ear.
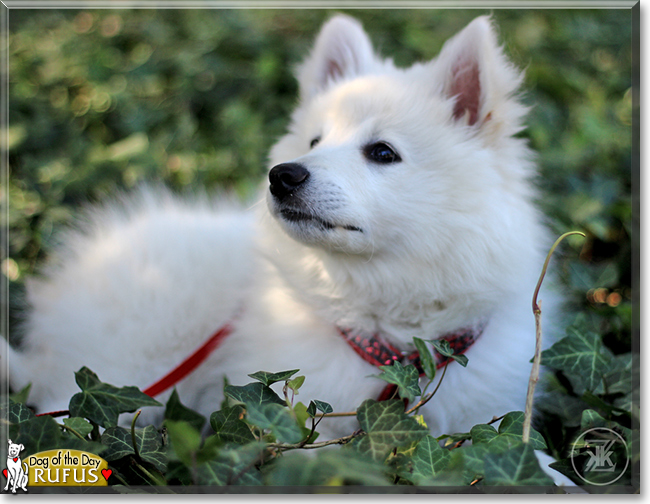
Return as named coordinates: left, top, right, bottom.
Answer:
left=434, top=16, right=524, bottom=131
left=298, top=15, right=377, bottom=99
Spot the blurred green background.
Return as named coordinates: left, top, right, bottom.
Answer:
left=4, top=9, right=633, bottom=358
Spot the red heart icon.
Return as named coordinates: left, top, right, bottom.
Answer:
left=12, top=458, right=17, bottom=463
left=2, top=469, right=7, bottom=479
left=101, top=469, right=112, bottom=481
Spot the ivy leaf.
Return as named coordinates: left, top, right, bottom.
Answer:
left=351, top=399, right=428, bottom=462
left=456, top=442, right=491, bottom=484
left=497, top=411, right=547, bottom=450
left=165, top=419, right=223, bottom=467
left=13, top=415, right=62, bottom=456
left=450, top=353, right=469, bottom=368
left=470, top=423, right=499, bottom=444
left=467, top=413, right=547, bottom=452
left=439, top=431, right=471, bottom=448
left=195, top=442, right=265, bottom=486
left=224, top=382, right=285, bottom=407
left=579, top=409, right=632, bottom=452
left=9, top=383, right=31, bottom=405
left=245, top=402, right=303, bottom=444
left=540, top=322, right=612, bottom=395
left=247, top=369, right=300, bottom=387
left=101, top=425, right=167, bottom=471
left=292, top=402, right=319, bottom=444
left=210, top=405, right=256, bottom=445
left=580, top=408, right=611, bottom=431
left=165, top=420, right=202, bottom=467
left=375, top=361, right=421, bottom=403
left=286, top=375, right=305, bottom=394
left=407, top=435, right=452, bottom=484
left=63, top=417, right=94, bottom=438
left=1, top=399, right=35, bottom=424
left=306, top=400, right=333, bottom=418
left=266, top=449, right=388, bottom=486
left=69, top=393, right=120, bottom=429
left=536, top=377, right=589, bottom=427
left=595, top=352, right=634, bottom=396
left=483, top=442, right=554, bottom=486
left=164, top=388, right=206, bottom=432
left=430, top=340, right=469, bottom=367
left=413, top=337, right=436, bottom=380
left=68, top=367, right=162, bottom=428
left=13, top=416, right=104, bottom=458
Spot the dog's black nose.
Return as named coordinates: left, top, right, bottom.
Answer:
left=269, top=163, right=310, bottom=200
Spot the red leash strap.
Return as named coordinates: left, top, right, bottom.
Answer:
left=35, top=316, right=238, bottom=416
left=143, top=321, right=235, bottom=398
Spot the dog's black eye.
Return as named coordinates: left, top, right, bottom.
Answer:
left=364, top=142, right=401, bottom=164
left=310, top=137, right=321, bottom=149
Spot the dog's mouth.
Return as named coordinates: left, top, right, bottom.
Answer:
left=280, top=209, right=362, bottom=233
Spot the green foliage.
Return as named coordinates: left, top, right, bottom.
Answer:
left=535, top=317, right=637, bottom=489
left=2, top=400, right=105, bottom=458
left=247, top=369, right=300, bottom=387
left=68, top=367, right=161, bottom=428
left=540, top=315, right=614, bottom=395
left=102, top=425, right=166, bottom=472
left=375, top=362, right=422, bottom=403
left=224, top=382, right=286, bottom=407
left=3, top=7, right=636, bottom=494
left=2, top=329, right=637, bottom=491
left=395, top=435, right=451, bottom=484
left=482, top=443, right=554, bottom=487
left=164, top=389, right=206, bottom=432
left=265, top=450, right=388, bottom=486
left=307, top=400, right=333, bottom=417
left=245, top=402, right=303, bottom=444
left=351, top=399, right=429, bottom=462
left=413, top=337, right=437, bottom=380
left=210, top=405, right=256, bottom=445
left=430, top=339, right=469, bottom=368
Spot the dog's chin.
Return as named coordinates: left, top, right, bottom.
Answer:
left=270, top=204, right=368, bottom=252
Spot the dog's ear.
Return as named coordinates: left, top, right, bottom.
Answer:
left=298, top=15, right=377, bottom=99
left=434, top=16, right=525, bottom=133
left=7, top=439, right=11, bottom=445
left=18, top=444, right=24, bottom=451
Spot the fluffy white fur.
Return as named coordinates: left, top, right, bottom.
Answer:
left=9, top=16, right=554, bottom=441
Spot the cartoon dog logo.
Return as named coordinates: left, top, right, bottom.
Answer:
left=3, top=439, right=28, bottom=493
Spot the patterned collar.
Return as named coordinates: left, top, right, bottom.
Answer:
left=338, top=322, right=486, bottom=401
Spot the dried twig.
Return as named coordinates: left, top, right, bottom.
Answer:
left=523, top=231, right=585, bottom=443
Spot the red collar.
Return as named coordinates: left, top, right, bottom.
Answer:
left=143, top=317, right=238, bottom=397
left=338, top=323, right=485, bottom=401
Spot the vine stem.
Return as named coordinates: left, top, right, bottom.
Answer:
left=318, top=411, right=356, bottom=418
left=58, top=423, right=86, bottom=440
left=267, top=430, right=363, bottom=452
left=523, top=231, right=585, bottom=443
left=131, top=409, right=142, bottom=461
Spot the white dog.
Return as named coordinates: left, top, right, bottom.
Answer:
left=9, top=16, right=556, bottom=445
left=4, top=440, right=28, bottom=493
